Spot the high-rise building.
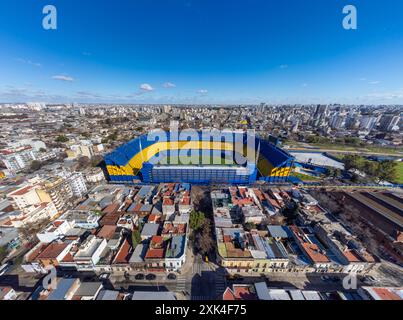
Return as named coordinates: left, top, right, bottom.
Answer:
left=359, top=115, right=378, bottom=131
left=379, top=114, right=400, bottom=132
left=0, top=146, right=37, bottom=173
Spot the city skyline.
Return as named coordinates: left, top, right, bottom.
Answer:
left=1, top=0, right=403, bottom=105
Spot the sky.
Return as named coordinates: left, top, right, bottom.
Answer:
left=0, top=0, right=403, bottom=105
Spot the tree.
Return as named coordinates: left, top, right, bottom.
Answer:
left=244, top=222, right=257, bottom=231
left=55, top=135, right=69, bottom=143
left=39, top=148, right=47, bottom=153
left=343, top=155, right=360, bottom=171
left=0, top=245, right=8, bottom=262
left=198, top=220, right=214, bottom=255
left=132, top=229, right=142, bottom=247
left=363, top=161, right=378, bottom=178
left=378, top=160, right=397, bottom=182
left=91, top=155, right=104, bottom=167
left=78, top=156, right=91, bottom=168
left=19, top=219, right=50, bottom=241
left=30, top=160, right=42, bottom=172
left=189, top=211, right=205, bottom=231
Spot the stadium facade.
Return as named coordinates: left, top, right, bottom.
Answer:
left=104, top=131, right=294, bottom=185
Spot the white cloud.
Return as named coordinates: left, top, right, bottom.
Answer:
left=279, top=64, right=288, bottom=69
left=301, top=83, right=308, bottom=87
left=140, top=83, right=154, bottom=91
left=52, top=75, right=74, bottom=82
left=15, top=58, right=42, bottom=67
left=364, top=90, right=403, bottom=100
left=197, top=89, right=208, bottom=94
left=163, top=82, right=176, bottom=88
left=369, top=81, right=380, bottom=85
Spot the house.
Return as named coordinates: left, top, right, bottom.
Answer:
left=178, top=194, right=192, bottom=214
left=61, top=210, right=100, bottom=229
left=97, top=225, right=117, bottom=240
left=131, top=291, right=176, bottom=300
left=141, top=223, right=159, bottom=241
left=44, top=278, right=81, bottom=300
left=72, top=282, right=103, bottom=300
left=96, top=290, right=125, bottom=300
left=112, top=239, right=132, bottom=268
left=37, top=220, right=73, bottom=243
left=36, top=241, right=73, bottom=268
left=73, top=236, right=107, bottom=271
left=165, top=235, right=186, bottom=271
left=129, top=244, right=148, bottom=269
left=162, top=198, right=175, bottom=218
left=0, top=287, right=18, bottom=300
left=223, top=285, right=257, bottom=300
left=358, top=287, right=403, bottom=300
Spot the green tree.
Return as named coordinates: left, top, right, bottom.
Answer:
left=343, top=155, right=360, bottom=171
left=378, top=160, right=397, bottom=182
left=190, top=211, right=206, bottom=231
left=132, top=229, right=142, bottom=247
left=55, top=135, right=69, bottom=143
left=30, top=160, right=42, bottom=172
left=244, top=222, right=257, bottom=231
left=0, top=245, right=8, bottom=262
left=363, top=161, right=379, bottom=178
left=91, top=155, right=104, bottom=167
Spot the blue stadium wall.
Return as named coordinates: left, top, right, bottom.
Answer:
left=103, top=131, right=294, bottom=185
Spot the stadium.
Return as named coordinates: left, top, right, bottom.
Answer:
left=104, top=130, right=294, bottom=185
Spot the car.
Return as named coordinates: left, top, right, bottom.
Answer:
left=167, top=273, right=177, bottom=280
left=134, top=273, right=145, bottom=280
left=99, top=273, right=110, bottom=280
left=321, top=275, right=331, bottom=282
left=146, top=274, right=156, bottom=281
left=362, top=276, right=377, bottom=284
left=0, top=262, right=12, bottom=276
left=227, top=274, right=244, bottom=281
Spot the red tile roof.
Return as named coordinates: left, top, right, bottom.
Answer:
left=145, top=248, right=165, bottom=259
left=223, top=286, right=257, bottom=300
left=372, top=288, right=402, bottom=300
left=302, top=243, right=330, bottom=263
left=180, top=197, right=191, bottom=205
left=163, top=198, right=174, bottom=206
left=97, top=225, right=117, bottom=240
left=343, top=250, right=362, bottom=263
left=9, top=186, right=33, bottom=196
left=113, top=239, right=132, bottom=264
left=37, top=243, right=69, bottom=260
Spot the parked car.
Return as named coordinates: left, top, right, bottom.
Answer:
left=99, top=273, right=110, bottom=280
left=146, top=274, right=157, bottom=281
left=135, top=273, right=145, bottom=280
left=321, top=275, right=331, bottom=282
left=227, top=274, right=244, bottom=281
left=167, top=273, right=177, bottom=280
left=0, top=262, right=12, bottom=276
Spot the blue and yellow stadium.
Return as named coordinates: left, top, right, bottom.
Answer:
left=104, top=131, right=294, bottom=185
